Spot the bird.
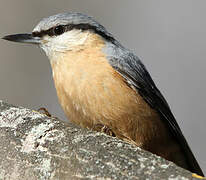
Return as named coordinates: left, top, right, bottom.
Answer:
left=2, top=12, right=204, bottom=176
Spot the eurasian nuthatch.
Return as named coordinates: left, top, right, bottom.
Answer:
left=3, top=12, right=204, bottom=176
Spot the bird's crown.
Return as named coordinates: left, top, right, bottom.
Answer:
left=32, top=12, right=114, bottom=41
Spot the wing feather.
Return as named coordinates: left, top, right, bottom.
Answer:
left=108, top=53, right=203, bottom=176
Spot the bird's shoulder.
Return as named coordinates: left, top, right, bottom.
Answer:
left=107, top=49, right=182, bottom=134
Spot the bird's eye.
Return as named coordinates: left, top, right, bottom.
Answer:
left=53, top=25, right=65, bottom=36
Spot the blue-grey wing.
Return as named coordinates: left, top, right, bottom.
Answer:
left=108, top=52, right=203, bottom=176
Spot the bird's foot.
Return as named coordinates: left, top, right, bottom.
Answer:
left=92, top=124, right=116, bottom=137
left=37, top=107, right=52, bottom=117
left=192, top=173, right=206, bottom=179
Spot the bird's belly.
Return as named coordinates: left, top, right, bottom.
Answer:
left=50, top=49, right=187, bottom=168
left=51, top=52, right=170, bottom=150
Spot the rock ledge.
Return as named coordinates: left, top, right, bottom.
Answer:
left=0, top=101, right=197, bottom=180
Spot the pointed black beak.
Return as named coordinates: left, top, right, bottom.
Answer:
left=2, top=33, right=41, bottom=44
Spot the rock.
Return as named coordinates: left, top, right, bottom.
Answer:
left=0, top=100, right=198, bottom=180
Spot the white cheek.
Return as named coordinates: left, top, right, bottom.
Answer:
left=40, top=30, right=90, bottom=60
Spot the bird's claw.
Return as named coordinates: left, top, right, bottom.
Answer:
left=92, top=124, right=116, bottom=137
left=37, top=107, right=52, bottom=117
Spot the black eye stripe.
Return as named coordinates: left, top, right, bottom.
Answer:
left=32, top=25, right=65, bottom=37
left=32, top=24, right=76, bottom=37
left=32, top=23, right=115, bottom=42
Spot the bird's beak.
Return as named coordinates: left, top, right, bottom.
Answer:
left=2, top=33, right=41, bottom=44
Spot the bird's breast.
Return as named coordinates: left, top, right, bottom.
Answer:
left=51, top=42, right=169, bottom=147
left=50, top=36, right=174, bottom=160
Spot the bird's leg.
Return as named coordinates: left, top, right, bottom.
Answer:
left=92, top=124, right=116, bottom=137
left=37, top=107, right=52, bottom=117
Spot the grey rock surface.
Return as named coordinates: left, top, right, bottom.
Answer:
left=0, top=100, right=199, bottom=180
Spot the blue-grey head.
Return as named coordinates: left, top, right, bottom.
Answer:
left=3, top=12, right=116, bottom=59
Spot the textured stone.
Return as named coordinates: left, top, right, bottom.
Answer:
left=0, top=100, right=199, bottom=180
